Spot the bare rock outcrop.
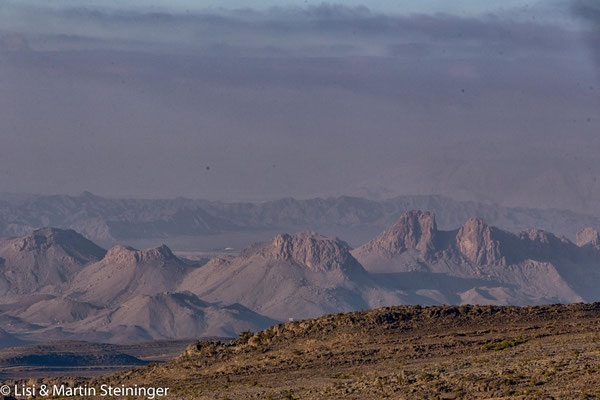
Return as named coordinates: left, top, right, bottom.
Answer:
left=3, top=227, right=106, bottom=263
left=102, top=244, right=176, bottom=265
left=455, top=217, right=505, bottom=265
left=353, top=210, right=438, bottom=259
left=354, top=211, right=600, bottom=304
left=179, top=231, right=398, bottom=320
left=265, top=232, right=356, bottom=272
left=577, top=227, right=600, bottom=248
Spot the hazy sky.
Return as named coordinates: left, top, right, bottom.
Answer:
left=2, top=0, right=550, bottom=15
left=0, top=1, right=599, bottom=213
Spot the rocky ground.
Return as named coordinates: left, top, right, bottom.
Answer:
left=14, top=303, right=600, bottom=399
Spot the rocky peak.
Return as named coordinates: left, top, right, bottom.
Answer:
left=360, top=210, right=438, bottom=258
left=455, top=217, right=505, bottom=265
left=103, top=244, right=176, bottom=264
left=267, top=232, right=355, bottom=271
left=104, top=245, right=139, bottom=264
left=11, top=228, right=74, bottom=251
left=144, top=244, right=176, bottom=260
left=9, top=228, right=106, bottom=260
left=576, top=227, right=600, bottom=248
left=515, top=229, right=576, bottom=261
left=519, top=229, right=565, bottom=244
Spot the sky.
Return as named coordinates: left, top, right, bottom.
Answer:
left=1, top=0, right=546, bottom=15
left=0, top=1, right=599, bottom=214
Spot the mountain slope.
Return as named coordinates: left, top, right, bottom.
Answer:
left=71, top=292, right=278, bottom=340
left=353, top=211, right=600, bottom=304
left=68, top=244, right=194, bottom=306
left=179, top=232, right=407, bottom=320
left=0, top=228, right=106, bottom=302
left=0, top=240, right=277, bottom=343
left=2, top=292, right=277, bottom=343
left=2, top=219, right=600, bottom=344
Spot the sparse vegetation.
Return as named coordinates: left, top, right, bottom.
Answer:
left=19, top=303, right=600, bottom=399
left=482, top=337, right=528, bottom=351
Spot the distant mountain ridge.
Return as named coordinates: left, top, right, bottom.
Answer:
left=353, top=211, right=600, bottom=305
left=0, top=192, right=599, bottom=246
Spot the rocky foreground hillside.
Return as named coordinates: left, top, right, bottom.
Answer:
left=29, top=303, right=600, bottom=399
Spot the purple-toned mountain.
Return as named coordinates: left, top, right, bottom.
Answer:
left=351, top=211, right=439, bottom=259
left=2, top=219, right=600, bottom=344
left=353, top=211, right=600, bottom=304
left=179, top=232, right=407, bottom=320
left=0, top=228, right=106, bottom=302
left=71, top=292, right=279, bottom=340
left=0, top=238, right=277, bottom=343
left=68, top=244, right=194, bottom=306
left=248, top=232, right=361, bottom=273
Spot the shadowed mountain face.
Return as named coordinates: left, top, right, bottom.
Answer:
left=1, top=192, right=599, bottom=247
left=0, top=228, right=106, bottom=302
left=353, top=211, right=600, bottom=304
left=0, top=328, right=28, bottom=350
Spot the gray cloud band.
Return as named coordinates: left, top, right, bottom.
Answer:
left=571, top=0, right=600, bottom=78
left=0, top=2, right=582, bottom=57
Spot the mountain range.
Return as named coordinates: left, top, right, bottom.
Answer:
left=178, top=232, right=406, bottom=320
left=1, top=192, right=599, bottom=248
left=353, top=211, right=600, bottom=305
left=0, top=211, right=599, bottom=345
